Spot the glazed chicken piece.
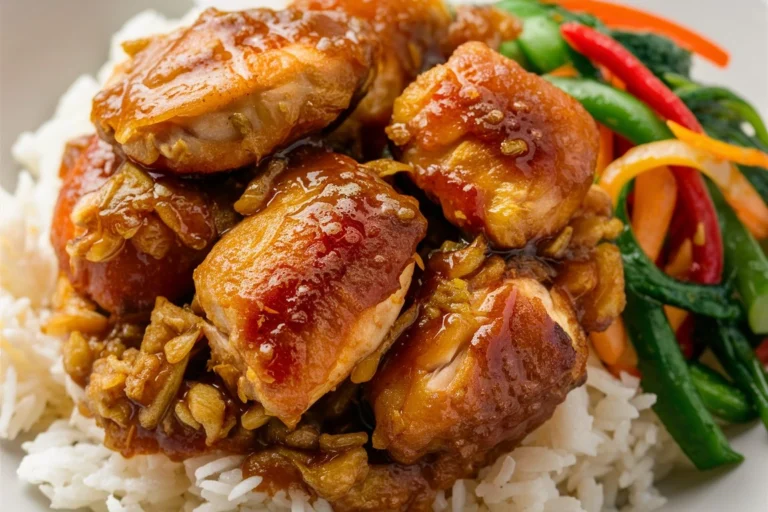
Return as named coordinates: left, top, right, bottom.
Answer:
left=51, top=135, right=239, bottom=314
left=368, top=238, right=588, bottom=467
left=291, top=0, right=451, bottom=157
left=92, top=7, right=378, bottom=174
left=387, top=42, right=599, bottom=249
left=441, top=5, right=522, bottom=55
left=193, top=150, right=427, bottom=427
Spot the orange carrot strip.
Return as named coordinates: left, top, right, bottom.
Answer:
left=665, top=238, right=694, bottom=280
left=609, top=337, right=640, bottom=379
left=631, top=166, right=677, bottom=261
left=591, top=317, right=629, bottom=366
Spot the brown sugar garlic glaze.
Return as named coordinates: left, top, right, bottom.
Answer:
left=50, top=2, right=626, bottom=509
left=92, top=7, right=379, bottom=174
left=388, top=42, right=599, bottom=250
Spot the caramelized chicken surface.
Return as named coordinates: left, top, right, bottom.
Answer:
left=50, top=135, right=238, bottom=315
left=387, top=42, right=599, bottom=249
left=92, top=7, right=378, bottom=174
left=292, top=0, right=451, bottom=157
left=193, top=150, right=427, bottom=427
left=368, top=239, right=588, bottom=467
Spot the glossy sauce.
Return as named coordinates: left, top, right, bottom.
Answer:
left=194, top=149, right=427, bottom=425
left=102, top=378, right=257, bottom=460
left=50, top=135, right=238, bottom=314
left=388, top=42, right=599, bottom=249
left=368, top=245, right=587, bottom=466
left=92, top=7, right=378, bottom=173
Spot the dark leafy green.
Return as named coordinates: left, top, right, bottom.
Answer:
left=611, top=30, right=693, bottom=80
left=697, top=317, right=768, bottom=430
left=615, top=185, right=742, bottom=320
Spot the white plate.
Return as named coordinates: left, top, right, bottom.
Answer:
left=1, top=1, right=767, bottom=510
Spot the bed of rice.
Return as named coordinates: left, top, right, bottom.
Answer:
left=0, top=1, right=685, bottom=510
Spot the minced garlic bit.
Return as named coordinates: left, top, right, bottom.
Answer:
left=500, top=138, right=528, bottom=156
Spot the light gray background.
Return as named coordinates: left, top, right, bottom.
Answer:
left=1, top=1, right=767, bottom=511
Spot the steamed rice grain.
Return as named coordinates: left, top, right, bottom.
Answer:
left=0, top=1, right=684, bottom=510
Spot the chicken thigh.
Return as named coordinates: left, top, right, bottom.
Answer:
left=387, top=42, right=599, bottom=249
left=51, top=135, right=238, bottom=314
left=193, top=149, right=427, bottom=427
left=368, top=238, right=588, bottom=466
left=92, top=7, right=378, bottom=174
left=291, top=0, right=451, bottom=157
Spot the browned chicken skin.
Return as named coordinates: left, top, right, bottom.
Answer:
left=368, top=239, right=588, bottom=467
left=193, top=150, right=427, bottom=427
left=50, top=135, right=238, bottom=315
left=92, top=7, right=378, bottom=174
left=291, top=0, right=451, bottom=157
left=387, top=42, right=599, bottom=249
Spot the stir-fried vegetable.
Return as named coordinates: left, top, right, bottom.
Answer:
left=689, top=362, right=757, bottom=424
left=559, top=23, right=725, bottom=285
left=697, top=318, right=768, bottom=430
left=497, top=0, right=603, bottom=76
left=706, top=182, right=768, bottom=334
left=623, top=291, right=743, bottom=470
left=671, top=80, right=768, bottom=149
left=632, top=167, right=676, bottom=260
left=667, top=121, right=768, bottom=238
left=560, top=23, right=703, bottom=130
left=516, top=0, right=768, bottom=468
left=544, top=77, right=672, bottom=143
left=668, top=121, right=768, bottom=170
left=518, top=15, right=571, bottom=72
left=546, top=0, right=729, bottom=67
left=601, top=140, right=768, bottom=241
left=611, top=30, right=692, bottom=81
left=614, top=185, right=741, bottom=320
left=757, top=339, right=768, bottom=367
left=590, top=317, right=628, bottom=365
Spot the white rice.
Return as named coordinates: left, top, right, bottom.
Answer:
left=0, top=1, right=684, bottom=510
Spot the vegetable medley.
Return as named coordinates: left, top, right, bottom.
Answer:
left=499, top=0, right=768, bottom=470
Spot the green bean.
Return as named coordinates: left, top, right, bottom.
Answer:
left=689, top=362, right=757, bottom=424
left=697, top=317, right=768, bottom=430
left=623, top=291, right=743, bottom=470
left=545, top=77, right=672, bottom=144
left=517, top=15, right=570, bottom=73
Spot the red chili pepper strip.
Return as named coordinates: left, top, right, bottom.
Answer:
left=675, top=315, right=701, bottom=360
left=757, top=338, right=768, bottom=367
left=560, top=22, right=723, bottom=284
left=674, top=167, right=723, bottom=283
left=560, top=23, right=703, bottom=131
